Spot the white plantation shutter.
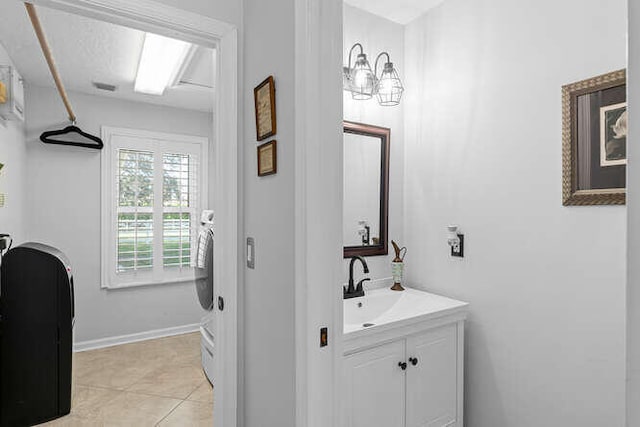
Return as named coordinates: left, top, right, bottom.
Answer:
left=116, top=150, right=154, bottom=272
left=101, top=127, right=208, bottom=289
left=162, top=153, right=198, bottom=268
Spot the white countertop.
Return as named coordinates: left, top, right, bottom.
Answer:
left=343, top=287, right=468, bottom=354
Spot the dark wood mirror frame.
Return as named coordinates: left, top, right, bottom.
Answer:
left=343, top=121, right=390, bottom=258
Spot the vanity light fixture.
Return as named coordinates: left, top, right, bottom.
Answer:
left=374, top=52, right=404, bottom=106
left=343, top=44, right=404, bottom=106
left=344, top=43, right=375, bottom=100
left=134, top=33, right=192, bottom=96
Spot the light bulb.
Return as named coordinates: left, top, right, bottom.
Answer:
left=351, top=53, right=374, bottom=100
left=353, top=69, right=371, bottom=88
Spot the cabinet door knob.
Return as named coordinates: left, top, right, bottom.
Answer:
left=398, top=361, right=407, bottom=370
left=409, top=357, right=418, bottom=366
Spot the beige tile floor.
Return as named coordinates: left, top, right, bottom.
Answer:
left=40, top=333, right=213, bottom=426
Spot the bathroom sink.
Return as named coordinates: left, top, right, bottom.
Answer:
left=343, top=289, right=403, bottom=328
left=343, top=287, right=468, bottom=348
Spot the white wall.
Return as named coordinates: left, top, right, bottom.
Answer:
left=628, top=1, right=639, bottom=425
left=403, top=1, right=627, bottom=426
left=0, top=43, right=27, bottom=244
left=24, top=85, right=213, bottom=343
left=242, top=0, right=296, bottom=426
left=343, top=4, right=404, bottom=285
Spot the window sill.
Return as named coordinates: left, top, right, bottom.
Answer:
left=102, top=275, right=196, bottom=290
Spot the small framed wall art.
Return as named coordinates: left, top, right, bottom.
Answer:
left=257, top=140, right=277, bottom=177
left=254, top=76, right=277, bottom=141
left=562, top=69, right=627, bottom=206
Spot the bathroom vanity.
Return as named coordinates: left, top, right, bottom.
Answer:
left=342, top=287, right=468, bottom=427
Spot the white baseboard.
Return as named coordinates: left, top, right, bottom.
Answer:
left=73, top=323, right=200, bottom=352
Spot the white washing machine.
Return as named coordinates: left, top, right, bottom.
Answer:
left=200, top=313, right=215, bottom=384
left=195, top=210, right=215, bottom=384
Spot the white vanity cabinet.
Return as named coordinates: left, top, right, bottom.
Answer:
left=405, top=324, right=459, bottom=427
left=343, top=320, right=465, bottom=427
left=343, top=340, right=406, bottom=427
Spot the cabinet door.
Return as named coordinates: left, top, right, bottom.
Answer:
left=343, top=341, right=406, bottom=427
left=406, top=325, right=458, bottom=427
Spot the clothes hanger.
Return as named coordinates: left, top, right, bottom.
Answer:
left=25, top=3, right=104, bottom=150
left=39, top=124, right=104, bottom=150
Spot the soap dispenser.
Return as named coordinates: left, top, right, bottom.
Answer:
left=390, top=240, right=406, bottom=291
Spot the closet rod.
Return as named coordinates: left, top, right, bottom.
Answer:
left=24, top=2, right=76, bottom=123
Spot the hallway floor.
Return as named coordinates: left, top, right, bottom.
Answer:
left=41, top=333, right=213, bottom=426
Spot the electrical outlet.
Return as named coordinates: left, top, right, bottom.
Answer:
left=451, top=234, right=464, bottom=257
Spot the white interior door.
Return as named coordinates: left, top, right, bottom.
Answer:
left=343, top=341, right=406, bottom=427
left=406, top=325, right=459, bottom=427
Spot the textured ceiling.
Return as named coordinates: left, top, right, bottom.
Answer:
left=344, top=0, right=446, bottom=24
left=0, top=3, right=214, bottom=113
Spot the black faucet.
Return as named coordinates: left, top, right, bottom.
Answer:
left=344, top=256, right=370, bottom=299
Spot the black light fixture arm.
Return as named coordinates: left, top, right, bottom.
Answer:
left=347, top=43, right=365, bottom=70
left=374, top=52, right=391, bottom=79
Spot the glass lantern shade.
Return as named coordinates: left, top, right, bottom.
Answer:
left=376, top=63, right=404, bottom=106
left=350, top=54, right=375, bottom=100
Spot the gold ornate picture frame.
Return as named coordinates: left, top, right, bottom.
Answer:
left=562, top=69, right=626, bottom=206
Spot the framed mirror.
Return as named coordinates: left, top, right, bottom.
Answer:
left=343, top=121, right=390, bottom=258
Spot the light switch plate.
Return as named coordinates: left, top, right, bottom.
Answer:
left=247, top=237, right=255, bottom=269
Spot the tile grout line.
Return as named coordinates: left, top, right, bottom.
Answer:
left=74, top=383, right=123, bottom=392
left=154, top=398, right=187, bottom=426
left=183, top=380, right=206, bottom=402
left=133, top=389, right=200, bottom=401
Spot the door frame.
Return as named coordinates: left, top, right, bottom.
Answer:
left=21, top=1, right=239, bottom=426
left=294, top=1, right=344, bottom=426
left=628, top=2, right=639, bottom=425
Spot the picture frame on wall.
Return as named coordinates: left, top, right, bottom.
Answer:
left=257, top=140, right=277, bottom=177
left=254, top=76, right=277, bottom=141
left=562, top=69, right=627, bottom=206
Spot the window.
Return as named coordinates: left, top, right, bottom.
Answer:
left=101, top=127, right=208, bottom=289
